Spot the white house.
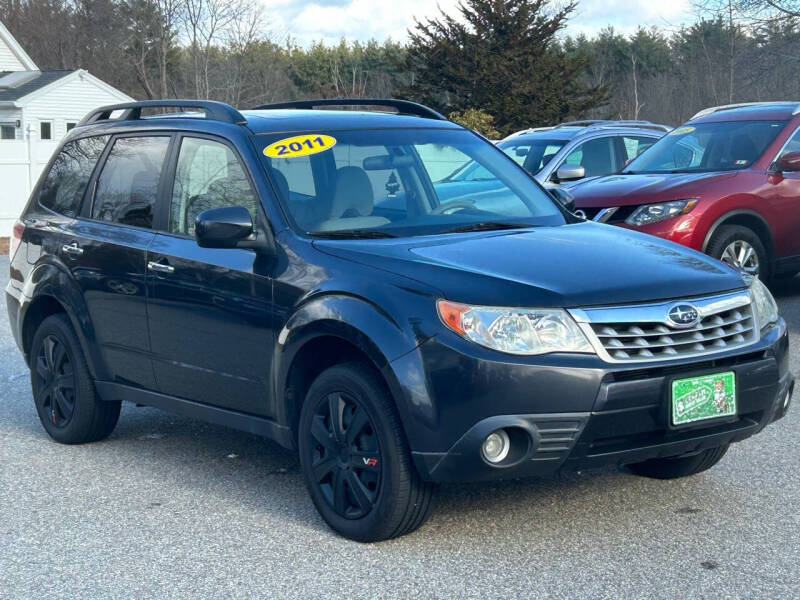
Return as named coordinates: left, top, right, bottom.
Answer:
left=0, top=20, right=133, bottom=244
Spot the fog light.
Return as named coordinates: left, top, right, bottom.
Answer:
left=785, top=389, right=792, bottom=410
left=482, top=429, right=510, bottom=464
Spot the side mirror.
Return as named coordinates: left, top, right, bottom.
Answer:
left=195, top=206, right=255, bottom=249
left=548, top=186, right=577, bottom=213
left=554, top=164, right=586, bottom=183
left=776, top=151, right=800, bottom=173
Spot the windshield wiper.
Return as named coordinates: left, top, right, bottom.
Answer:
left=309, top=229, right=397, bottom=239
left=439, top=221, right=533, bottom=234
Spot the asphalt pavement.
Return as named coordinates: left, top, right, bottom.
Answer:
left=1, top=254, right=798, bottom=599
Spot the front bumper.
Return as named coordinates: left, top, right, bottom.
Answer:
left=408, top=320, right=792, bottom=483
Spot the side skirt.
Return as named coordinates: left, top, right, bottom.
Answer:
left=94, top=381, right=295, bottom=450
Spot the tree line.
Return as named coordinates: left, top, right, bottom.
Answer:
left=1, top=0, right=799, bottom=136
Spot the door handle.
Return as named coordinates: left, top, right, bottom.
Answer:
left=61, top=242, right=84, bottom=257
left=147, top=261, right=175, bottom=274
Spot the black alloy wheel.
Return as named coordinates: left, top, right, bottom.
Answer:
left=30, top=314, right=121, bottom=444
left=298, top=362, right=436, bottom=542
left=308, top=391, right=382, bottom=519
left=33, top=335, right=77, bottom=428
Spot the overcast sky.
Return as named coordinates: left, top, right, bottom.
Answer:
left=261, top=0, right=695, bottom=46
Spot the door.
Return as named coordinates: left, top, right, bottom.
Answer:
left=67, top=134, right=172, bottom=388
left=146, top=135, right=274, bottom=415
left=763, top=126, right=800, bottom=259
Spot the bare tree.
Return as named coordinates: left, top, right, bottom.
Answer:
left=182, top=0, right=249, bottom=98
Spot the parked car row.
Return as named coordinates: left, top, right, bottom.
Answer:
left=498, top=103, right=800, bottom=282
left=5, top=98, right=794, bottom=542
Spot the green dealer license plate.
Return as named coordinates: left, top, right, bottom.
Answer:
left=671, top=372, right=736, bottom=426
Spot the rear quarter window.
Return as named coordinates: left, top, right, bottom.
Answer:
left=38, top=136, right=109, bottom=217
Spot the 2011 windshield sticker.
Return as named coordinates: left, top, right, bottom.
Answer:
left=263, top=134, right=337, bottom=158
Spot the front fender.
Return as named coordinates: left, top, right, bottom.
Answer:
left=20, top=258, right=108, bottom=380
left=274, top=292, right=432, bottom=449
left=699, top=200, right=773, bottom=253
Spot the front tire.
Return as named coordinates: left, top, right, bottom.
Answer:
left=298, top=362, right=435, bottom=542
left=626, top=444, right=729, bottom=479
left=706, top=225, right=769, bottom=280
left=30, top=314, right=120, bottom=444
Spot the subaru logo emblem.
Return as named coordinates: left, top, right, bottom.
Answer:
left=668, top=304, right=700, bottom=327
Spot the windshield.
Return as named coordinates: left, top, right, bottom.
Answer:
left=624, top=120, right=787, bottom=174
left=258, top=128, right=565, bottom=238
left=497, top=138, right=567, bottom=174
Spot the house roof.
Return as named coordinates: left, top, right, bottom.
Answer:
left=0, top=70, right=75, bottom=102
left=0, top=20, right=38, bottom=70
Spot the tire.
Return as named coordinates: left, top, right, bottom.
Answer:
left=626, top=444, right=729, bottom=479
left=706, top=224, right=769, bottom=280
left=298, top=362, right=435, bottom=542
left=30, top=314, right=121, bottom=444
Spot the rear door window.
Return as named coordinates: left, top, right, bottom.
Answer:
left=39, top=136, right=109, bottom=217
left=91, top=136, right=170, bottom=228
left=621, top=136, right=658, bottom=161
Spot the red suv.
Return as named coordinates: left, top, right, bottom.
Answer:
left=569, top=102, right=800, bottom=280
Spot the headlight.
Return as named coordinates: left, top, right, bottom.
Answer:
left=748, top=277, right=778, bottom=330
left=437, top=300, right=595, bottom=355
left=625, top=199, right=698, bottom=226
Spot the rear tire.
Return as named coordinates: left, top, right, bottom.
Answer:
left=626, top=444, right=729, bottom=479
left=30, top=314, right=121, bottom=444
left=298, top=362, right=435, bottom=542
left=706, top=225, right=769, bottom=280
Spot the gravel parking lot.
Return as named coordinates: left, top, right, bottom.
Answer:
left=1, top=253, right=798, bottom=599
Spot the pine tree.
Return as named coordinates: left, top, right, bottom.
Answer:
left=401, top=0, right=606, bottom=136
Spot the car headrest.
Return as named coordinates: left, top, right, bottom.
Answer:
left=269, top=169, right=290, bottom=200
left=130, top=170, right=157, bottom=200
left=331, top=166, right=374, bottom=219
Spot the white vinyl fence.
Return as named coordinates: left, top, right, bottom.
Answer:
left=0, top=135, right=58, bottom=238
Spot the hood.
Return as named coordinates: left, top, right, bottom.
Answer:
left=570, top=171, right=738, bottom=208
left=313, top=222, right=745, bottom=308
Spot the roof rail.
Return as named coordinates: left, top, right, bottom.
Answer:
left=253, top=98, right=447, bottom=121
left=557, top=119, right=671, bottom=132
left=559, top=120, right=606, bottom=127
left=593, top=122, right=672, bottom=133
left=691, top=101, right=800, bottom=120
left=506, top=119, right=670, bottom=139
left=78, top=99, right=247, bottom=126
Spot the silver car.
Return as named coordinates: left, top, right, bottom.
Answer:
left=498, top=120, right=670, bottom=187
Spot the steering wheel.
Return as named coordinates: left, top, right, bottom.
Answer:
left=431, top=199, right=476, bottom=215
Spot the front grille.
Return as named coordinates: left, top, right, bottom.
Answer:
left=570, top=291, right=758, bottom=363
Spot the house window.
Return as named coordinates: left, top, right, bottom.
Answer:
left=1, top=124, right=15, bottom=140
left=40, top=121, right=53, bottom=140
left=66, top=122, right=77, bottom=131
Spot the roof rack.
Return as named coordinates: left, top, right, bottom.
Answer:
left=78, top=99, right=247, bottom=126
left=559, top=119, right=671, bottom=132
left=691, top=101, right=800, bottom=120
left=506, top=119, right=671, bottom=139
left=253, top=98, right=447, bottom=121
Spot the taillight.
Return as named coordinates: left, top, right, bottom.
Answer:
left=9, top=220, right=24, bottom=260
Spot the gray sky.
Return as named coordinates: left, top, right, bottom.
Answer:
left=261, top=0, right=695, bottom=45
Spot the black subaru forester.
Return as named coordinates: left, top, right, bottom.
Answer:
left=5, top=99, right=793, bottom=542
